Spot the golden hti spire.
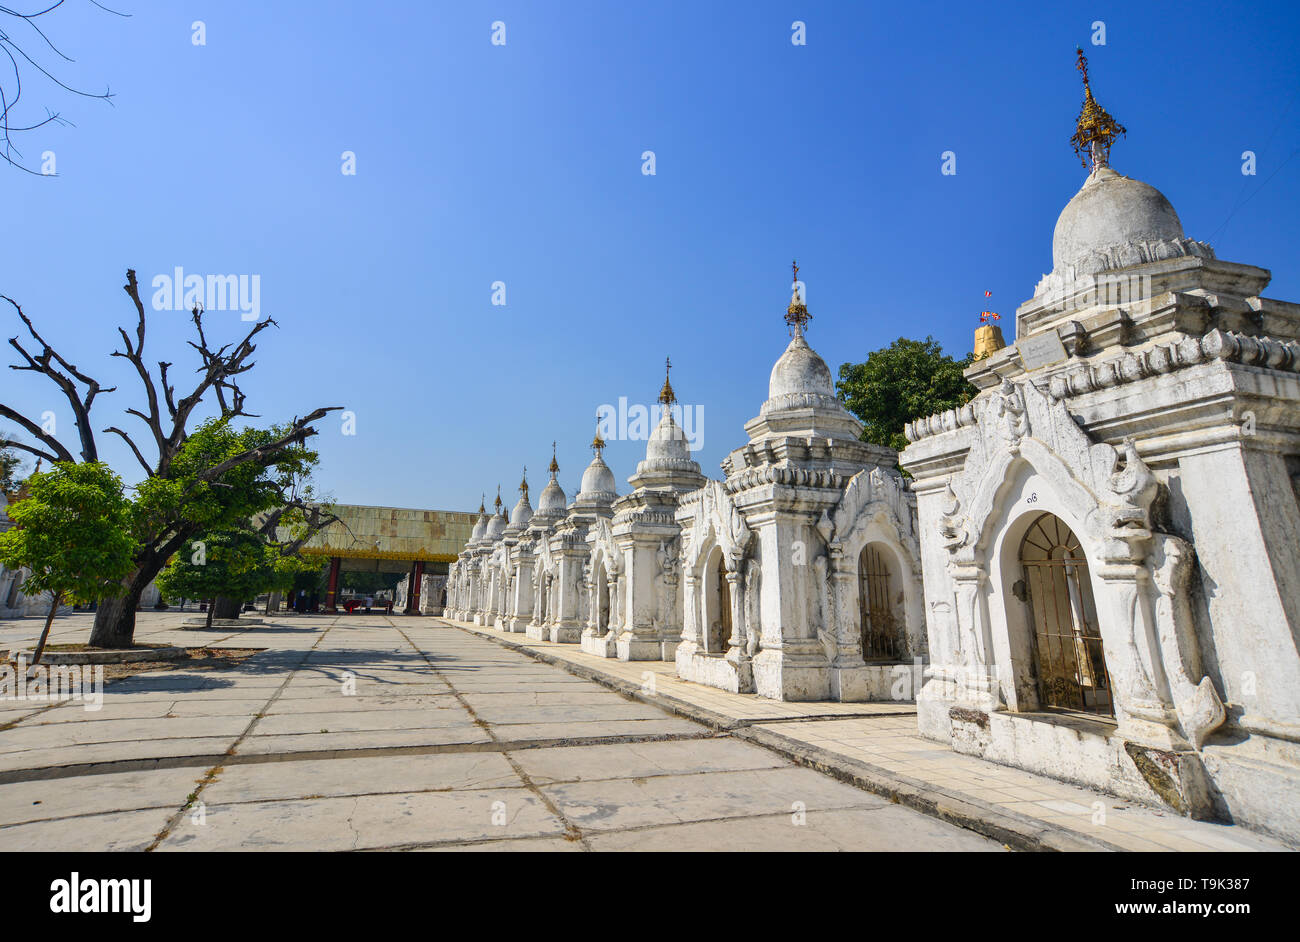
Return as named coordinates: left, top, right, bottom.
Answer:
left=658, top=356, right=677, bottom=406
left=1070, top=47, right=1125, bottom=170
left=591, top=418, right=606, bottom=456
left=785, top=259, right=812, bottom=337
left=548, top=441, right=559, bottom=477
left=973, top=289, right=1006, bottom=360
left=478, top=494, right=486, bottom=515
left=518, top=467, right=529, bottom=499
left=493, top=485, right=502, bottom=513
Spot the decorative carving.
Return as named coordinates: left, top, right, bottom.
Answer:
left=1032, top=238, right=1215, bottom=298
left=812, top=552, right=836, bottom=663
left=1149, top=534, right=1226, bottom=750
left=1102, top=438, right=1158, bottom=538
left=588, top=517, right=621, bottom=575
left=994, top=379, right=1030, bottom=452
left=744, top=554, right=761, bottom=656
left=815, top=508, right=833, bottom=546
left=683, top=480, right=752, bottom=573
left=938, top=482, right=968, bottom=553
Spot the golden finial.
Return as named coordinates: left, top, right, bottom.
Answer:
left=478, top=494, right=486, bottom=514
left=785, top=259, right=812, bottom=337
left=658, top=356, right=677, bottom=406
left=1070, top=47, right=1125, bottom=170
left=548, top=441, right=559, bottom=476
left=494, top=485, right=502, bottom=512
left=519, top=467, right=529, bottom=499
left=973, top=290, right=1005, bottom=360
left=591, top=418, right=606, bottom=456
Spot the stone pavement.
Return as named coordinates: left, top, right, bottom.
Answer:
left=443, top=618, right=1296, bottom=853
left=0, top=612, right=1001, bottom=852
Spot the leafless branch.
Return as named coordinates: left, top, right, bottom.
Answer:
left=5, top=270, right=337, bottom=496
left=192, top=407, right=341, bottom=486
left=102, top=424, right=150, bottom=476
left=0, top=1, right=119, bottom=173
left=0, top=430, right=62, bottom=463
left=3, top=292, right=111, bottom=461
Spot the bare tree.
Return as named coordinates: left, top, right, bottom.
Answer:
left=2, top=269, right=341, bottom=646
left=0, top=1, right=123, bottom=174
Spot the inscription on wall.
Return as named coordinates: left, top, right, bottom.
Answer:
left=1016, top=331, right=1068, bottom=371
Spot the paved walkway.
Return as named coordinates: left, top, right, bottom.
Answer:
left=0, top=612, right=1000, bottom=851
left=443, top=618, right=1294, bottom=853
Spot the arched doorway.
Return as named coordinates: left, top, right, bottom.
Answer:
left=705, top=549, right=732, bottom=655
left=1019, top=512, right=1113, bottom=717
left=858, top=543, right=903, bottom=661
left=595, top=560, right=610, bottom=632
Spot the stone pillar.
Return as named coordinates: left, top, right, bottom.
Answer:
left=406, top=560, right=424, bottom=614
left=723, top=568, right=753, bottom=688
left=680, top=571, right=699, bottom=646
left=949, top=564, right=1000, bottom=711
left=548, top=555, right=584, bottom=643
left=829, top=546, right=863, bottom=665
left=508, top=559, right=533, bottom=632
left=325, top=557, right=341, bottom=612
left=1095, top=564, right=1179, bottom=746
left=750, top=515, right=829, bottom=701
left=724, top=569, right=744, bottom=651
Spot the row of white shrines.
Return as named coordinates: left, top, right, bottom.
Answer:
left=445, top=160, right=1300, bottom=845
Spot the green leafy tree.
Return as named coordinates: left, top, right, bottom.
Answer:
left=0, top=434, right=24, bottom=492
left=1, top=270, right=340, bottom=648
left=0, top=462, right=135, bottom=663
left=129, top=421, right=330, bottom=628
left=156, top=529, right=265, bottom=628
left=837, top=337, right=977, bottom=452
left=158, top=522, right=328, bottom=627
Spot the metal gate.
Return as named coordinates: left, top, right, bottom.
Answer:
left=1020, top=513, right=1114, bottom=717
left=858, top=544, right=901, bottom=661
left=711, top=555, right=732, bottom=654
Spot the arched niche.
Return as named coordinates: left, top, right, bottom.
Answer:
left=857, top=541, right=907, bottom=661
left=979, top=458, right=1113, bottom=716
left=701, top=544, right=732, bottom=655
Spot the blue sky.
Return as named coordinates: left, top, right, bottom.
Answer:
left=5, top=0, right=1299, bottom=511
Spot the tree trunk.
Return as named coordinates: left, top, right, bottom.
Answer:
left=89, top=568, right=151, bottom=648
left=206, top=602, right=214, bottom=628
left=213, top=596, right=241, bottom=621
left=90, top=529, right=197, bottom=649
left=31, top=592, right=62, bottom=665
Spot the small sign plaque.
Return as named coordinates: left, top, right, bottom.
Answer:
left=1016, top=331, right=1068, bottom=371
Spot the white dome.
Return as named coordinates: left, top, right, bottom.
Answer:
left=470, top=514, right=487, bottom=541
left=485, top=512, right=507, bottom=540
left=1052, top=166, right=1184, bottom=272
left=769, top=333, right=836, bottom=400
left=508, top=495, right=532, bottom=529
left=646, top=408, right=691, bottom=462
left=537, top=478, right=567, bottom=514
left=578, top=454, right=617, bottom=500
